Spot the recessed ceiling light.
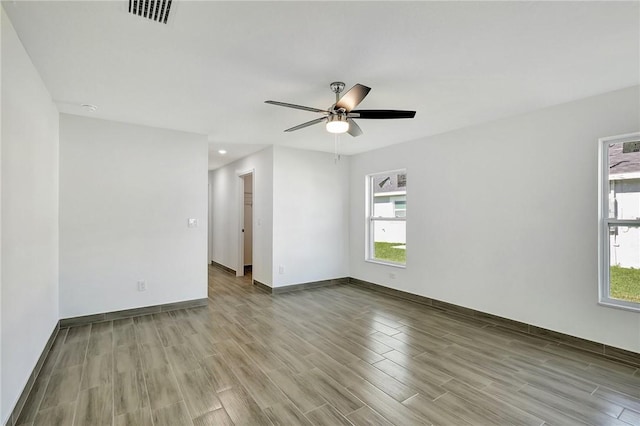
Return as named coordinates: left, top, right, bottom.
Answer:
left=81, top=104, right=98, bottom=112
left=218, top=149, right=227, bottom=155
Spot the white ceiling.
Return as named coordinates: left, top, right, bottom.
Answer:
left=4, top=1, right=639, bottom=170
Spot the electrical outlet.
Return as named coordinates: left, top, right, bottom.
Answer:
left=279, top=265, right=285, bottom=275
left=389, top=273, right=396, bottom=280
left=137, top=280, right=147, bottom=291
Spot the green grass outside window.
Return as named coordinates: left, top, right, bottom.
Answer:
left=609, top=266, right=640, bottom=303
left=374, top=242, right=406, bottom=264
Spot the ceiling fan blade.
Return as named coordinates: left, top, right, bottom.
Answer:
left=335, top=84, right=371, bottom=112
left=284, top=117, right=326, bottom=132
left=265, top=100, right=328, bottom=114
left=349, top=109, right=416, bottom=119
left=347, top=119, right=363, bottom=137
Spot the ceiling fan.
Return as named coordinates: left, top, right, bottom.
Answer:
left=265, top=82, right=416, bottom=137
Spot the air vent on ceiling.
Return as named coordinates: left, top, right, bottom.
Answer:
left=129, top=0, right=173, bottom=24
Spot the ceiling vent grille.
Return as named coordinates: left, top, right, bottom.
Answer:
left=129, top=0, right=173, bottom=24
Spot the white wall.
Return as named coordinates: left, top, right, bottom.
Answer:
left=208, top=146, right=349, bottom=288
left=1, top=8, right=59, bottom=423
left=209, top=147, right=273, bottom=286
left=350, top=86, right=640, bottom=353
left=272, top=146, right=350, bottom=287
left=59, top=115, right=208, bottom=318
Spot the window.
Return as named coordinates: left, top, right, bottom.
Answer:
left=367, top=170, right=406, bottom=266
left=599, top=132, right=640, bottom=311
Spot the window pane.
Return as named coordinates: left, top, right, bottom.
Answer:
left=373, top=174, right=407, bottom=218
left=373, top=196, right=391, bottom=217
left=373, top=192, right=407, bottom=217
left=372, top=220, right=406, bottom=264
left=608, top=142, right=640, bottom=219
left=609, top=225, right=640, bottom=303
left=374, top=195, right=406, bottom=217
left=394, top=198, right=406, bottom=218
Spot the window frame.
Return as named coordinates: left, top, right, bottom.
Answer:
left=598, top=132, right=640, bottom=312
left=366, top=169, right=407, bottom=268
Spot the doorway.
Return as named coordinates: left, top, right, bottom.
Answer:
left=237, top=171, right=253, bottom=277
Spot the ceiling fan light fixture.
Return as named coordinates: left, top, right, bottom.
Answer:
left=326, top=114, right=349, bottom=134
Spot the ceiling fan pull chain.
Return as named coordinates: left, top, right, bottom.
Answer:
left=334, top=133, right=341, bottom=163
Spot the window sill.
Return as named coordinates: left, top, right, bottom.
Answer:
left=598, top=299, right=640, bottom=313
left=365, top=259, right=406, bottom=269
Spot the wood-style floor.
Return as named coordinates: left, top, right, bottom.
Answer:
left=15, top=265, right=640, bottom=425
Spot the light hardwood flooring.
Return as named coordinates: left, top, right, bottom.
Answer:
left=15, top=265, right=640, bottom=425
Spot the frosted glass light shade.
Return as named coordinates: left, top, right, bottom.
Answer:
left=326, top=115, right=349, bottom=134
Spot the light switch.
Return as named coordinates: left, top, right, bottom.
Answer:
left=188, top=218, right=198, bottom=228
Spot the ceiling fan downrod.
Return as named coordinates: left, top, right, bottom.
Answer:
left=329, top=81, right=346, bottom=104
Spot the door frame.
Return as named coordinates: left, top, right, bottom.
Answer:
left=236, top=169, right=254, bottom=277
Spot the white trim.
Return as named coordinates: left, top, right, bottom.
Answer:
left=599, top=132, right=640, bottom=144
left=236, top=169, right=255, bottom=277
left=609, top=172, right=640, bottom=181
left=599, top=136, right=607, bottom=304
left=370, top=217, right=406, bottom=222
left=365, top=259, right=407, bottom=269
left=374, top=190, right=405, bottom=197
left=598, top=132, right=640, bottom=311
left=598, top=299, right=640, bottom=313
